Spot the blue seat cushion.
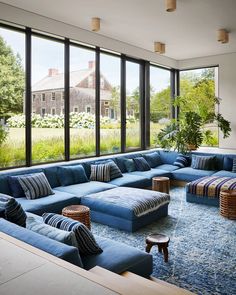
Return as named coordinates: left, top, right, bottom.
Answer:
left=142, top=152, right=162, bottom=168
left=109, top=173, right=150, bottom=188
left=16, top=190, right=80, bottom=215
left=57, top=165, right=89, bottom=186
left=0, top=218, right=83, bottom=267
left=54, top=181, right=117, bottom=197
left=213, top=170, right=236, bottom=178
left=82, top=235, right=152, bottom=278
left=155, top=164, right=179, bottom=172
left=172, top=167, right=216, bottom=182
left=129, top=168, right=170, bottom=180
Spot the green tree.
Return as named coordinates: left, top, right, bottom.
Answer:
left=150, top=86, right=171, bottom=121
left=0, top=36, right=24, bottom=118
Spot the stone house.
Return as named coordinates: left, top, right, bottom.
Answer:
left=31, top=61, right=117, bottom=119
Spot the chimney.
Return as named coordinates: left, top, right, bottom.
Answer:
left=48, top=68, right=59, bottom=77
left=88, top=61, right=95, bottom=69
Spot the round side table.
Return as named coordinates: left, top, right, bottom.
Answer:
left=220, top=190, right=236, bottom=220
left=145, top=233, right=170, bottom=262
left=152, top=177, right=170, bottom=194
left=62, top=205, right=91, bottom=229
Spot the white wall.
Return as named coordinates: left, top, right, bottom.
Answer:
left=0, top=3, right=177, bottom=68
left=178, top=53, right=236, bottom=149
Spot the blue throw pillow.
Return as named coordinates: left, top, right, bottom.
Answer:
left=8, top=176, right=26, bottom=198
left=90, top=164, right=111, bottom=182
left=115, top=157, right=127, bottom=173
left=133, top=157, right=151, bottom=171
left=223, top=157, right=233, bottom=171
left=143, top=152, right=162, bottom=168
left=191, top=155, right=215, bottom=170
left=232, top=158, right=236, bottom=173
left=43, top=213, right=102, bottom=255
left=174, top=154, right=190, bottom=168
left=124, top=159, right=136, bottom=172
left=0, top=193, right=27, bottom=227
left=95, top=160, right=123, bottom=179
left=58, top=165, right=89, bottom=186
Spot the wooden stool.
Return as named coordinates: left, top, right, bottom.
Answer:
left=62, top=205, right=91, bottom=229
left=152, top=177, right=170, bottom=193
left=220, top=190, right=236, bottom=220
left=145, top=233, right=170, bottom=262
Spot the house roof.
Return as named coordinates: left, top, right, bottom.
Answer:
left=75, top=87, right=112, bottom=100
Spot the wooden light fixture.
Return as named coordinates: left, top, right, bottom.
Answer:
left=217, top=29, right=229, bottom=44
left=154, top=42, right=165, bottom=54
left=165, top=0, right=176, bottom=12
left=91, top=17, right=100, bottom=32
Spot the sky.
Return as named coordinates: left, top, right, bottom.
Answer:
left=0, top=27, right=170, bottom=92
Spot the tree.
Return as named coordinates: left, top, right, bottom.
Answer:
left=150, top=86, right=171, bottom=122
left=0, top=36, right=24, bottom=119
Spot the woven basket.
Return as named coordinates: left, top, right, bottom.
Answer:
left=62, top=205, right=91, bottom=229
left=220, top=190, right=236, bottom=220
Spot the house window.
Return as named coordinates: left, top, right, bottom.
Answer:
left=41, top=108, right=46, bottom=117
left=86, top=105, right=91, bottom=113
left=51, top=108, right=56, bottom=115
left=51, top=92, right=56, bottom=101
left=105, top=108, right=109, bottom=117
left=73, top=107, right=79, bottom=113
left=104, top=101, right=109, bottom=106
left=42, top=93, right=46, bottom=101
left=110, top=109, right=115, bottom=119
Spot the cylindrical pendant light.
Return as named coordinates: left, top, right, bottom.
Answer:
left=91, top=17, right=100, bottom=32
left=165, top=0, right=176, bottom=12
left=154, top=42, right=165, bottom=54
left=217, top=29, right=229, bottom=44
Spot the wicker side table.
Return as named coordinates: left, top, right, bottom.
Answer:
left=220, top=190, right=236, bottom=220
left=62, top=205, right=91, bottom=229
left=152, top=177, right=170, bottom=194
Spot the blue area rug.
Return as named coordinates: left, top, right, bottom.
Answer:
left=92, top=187, right=236, bottom=295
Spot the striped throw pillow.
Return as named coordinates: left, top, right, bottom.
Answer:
left=232, top=158, right=236, bottom=173
left=191, top=155, right=215, bottom=170
left=0, top=193, right=27, bottom=227
left=95, top=160, right=123, bottom=179
left=18, top=172, right=54, bottom=200
left=174, top=155, right=189, bottom=168
left=90, top=164, right=111, bottom=182
left=42, top=213, right=102, bottom=255
left=133, top=157, right=151, bottom=171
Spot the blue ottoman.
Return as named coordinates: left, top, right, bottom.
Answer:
left=80, top=187, right=170, bottom=232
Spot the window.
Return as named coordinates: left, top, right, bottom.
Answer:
left=32, top=35, right=64, bottom=164
left=32, top=94, right=36, bottom=101
left=150, top=66, right=171, bottom=147
left=100, top=53, right=121, bottom=154
left=70, top=45, right=96, bottom=159
left=100, top=77, right=105, bottom=89
left=0, top=27, right=26, bottom=168
left=180, top=67, right=219, bottom=146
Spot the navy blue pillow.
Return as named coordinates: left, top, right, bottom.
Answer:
left=58, top=165, right=89, bottom=186
left=143, top=152, right=162, bottom=168
left=174, top=155, right=190, bottom=168
left=133, top=157, right=151, bottom=171
left=8, top=176, right=26, bottom=198
left=223, top=157, right=233, bottom=171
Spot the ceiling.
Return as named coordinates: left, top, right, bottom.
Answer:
left=2, top=0, right=236, bottom=60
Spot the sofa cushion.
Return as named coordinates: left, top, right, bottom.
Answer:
left=191, top=155, right=216, bottom=170
left=16, top=190, right=80, bottom=215
left=129, top=168, right=170, bottom=180
left=90, top=164, right=111, bottom=182
left=0, top=193, right=27, bottom=227
left=58, top=165, right=89, bottom=186
left=18, top=172, right=54, bottom=200
left=133, top=157, right=151, bottom=171
left=213, top=170, right=236, bottom=178
left=43, top=213, right=102, bottom=255
left=95, top=160, right=123, bottom=180
left=8, top=176, right=26, bottom=198
left=223, top=157, right=233, bottom=171
left=43, top=166, right=60, bottom=188
left=0, top=218, right=83, bottom=267
left=143, top=152, right=162, bottom=168
left=109, top=173, right=150, bottom=188
left=124, top=159, right=136, bottom=172
left=172, top=167, right=216, bottom=182
left=158, top=150, right=179, bottom=164
left=155, top=164, right=179, bottom=172
left=173, top=154, right=190, bottom=168
left=54, top=181, right=117, bottom=197
left=82, top=235, right=152, bottom=277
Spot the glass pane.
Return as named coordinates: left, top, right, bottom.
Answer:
left=150, top=66, right=171, bottom=147
left=180, top=67, right=218, bottom=147
left=126, top=61, right=141, bottom=151
left=0, top=28, right=25, bottom=168
left=70, top=46, right=96, bottom=158
left=100, top=53, right=121, bottom=154
left=32, top=36, right=64, bottom=163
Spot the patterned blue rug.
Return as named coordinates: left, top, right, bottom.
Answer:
left=91, top=187, right=236, bottom=295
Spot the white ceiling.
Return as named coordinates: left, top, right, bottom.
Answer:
left=2, top=0, right=236, bottom=60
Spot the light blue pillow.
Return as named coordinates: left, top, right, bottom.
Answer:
left=58, top=165, right=89, bottom=186
left=143, top=152, right=162, bottom=168
left=124, top=159, right=136, bottom=172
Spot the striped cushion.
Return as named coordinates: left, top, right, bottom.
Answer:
left=191, top=155, right=215, bottom=170
left=18, top=172, right=54, bottom=200
left=95, top=160, right=123, bottom=179
left=174, top=155, right=189, bottom=168
left=133, top=157, right=151, bottom=171
left=42, top=213, right=102, bottom=255
left=0, top=193, right=27, bottom=227
left=90, top=164, right=111, bottom=182
left=232, top=158, right=236, bottom=173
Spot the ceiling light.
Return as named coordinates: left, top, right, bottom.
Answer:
left=165, top=0, right=176, bottom=12
left=154, top=42, right=166, bottom=54
left=91, top=17, right=100, bottom=32
left=217, top=29, right=229, bottom=44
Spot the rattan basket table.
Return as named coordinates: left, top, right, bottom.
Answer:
left=152, top=177, right=170, bottom=194
left=220, top=190, right=236, bottom=220
left=62, top=205, right=91, bottom=229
